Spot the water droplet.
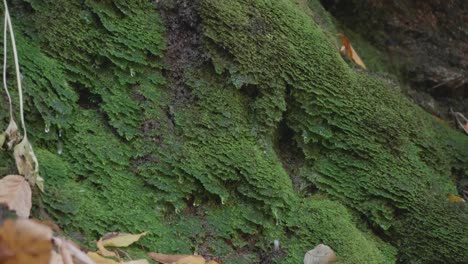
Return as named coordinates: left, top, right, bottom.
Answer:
left=273, top=240, right=280, bottom=251
left=130, top=68, right=135, bottom=77
left=57, top=141, right=63, bottom=155
left=44, top=124, right=50, bottom=133
left=20, top=73, right=24, bottom=80
left=58, top=129, right=62, bottom=137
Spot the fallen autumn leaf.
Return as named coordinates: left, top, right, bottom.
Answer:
left=101, top=232, right=147, bottom=248
left=0, top=175, right=32, bottom=218
left=338, top=33, right=366, bottom=69
left=148, top=252, right=206, bottom=264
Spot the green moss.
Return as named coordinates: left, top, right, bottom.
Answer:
left=282, top=198, right=397, bottom=263
left=200, top=0, right=468, bottom=262
left=0, top=0, right=466, bottom=263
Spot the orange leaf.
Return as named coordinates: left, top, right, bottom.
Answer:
left=338, top=34, right=352, bottom=58
left=0, top=219, right=53, bottom=264
left=0, top=175, right=32, bottom=218
left=338, top=33, right=367, bottom=69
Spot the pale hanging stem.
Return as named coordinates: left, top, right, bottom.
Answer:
left=2, top=7, right=12, bottom=121
left=4, top=0, right=27, bottom=139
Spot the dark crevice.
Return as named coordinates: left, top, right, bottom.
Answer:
left=274, top=85, right=312, bottom=195
left=159, top=0, right=208, bottom=107
left=240, top=84, right=260, bottom=100
left=73, top=82, right=102, bottom=110
left=275, top=118, right=312, bottom=195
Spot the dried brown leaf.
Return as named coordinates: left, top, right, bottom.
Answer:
left=5, top=119, right=20, bottom=150
left=0, top=175, right=32, bottom=218
left=101, top=232, right=147, bottom=248
left=338, top=34, right=352, bottom=58
left=148, top=252, right=193, bottom=264
left=349, top=45, right=366, bottom=69
left=338, top=34, right=366, bottom=69
left=448, top=194, right=465, bottom=203
left=15, top=219, right=53, bottom=241
left=87, top=251, right=119, bottom=264
left=175, top=256, right=205, bottom=264
left=122, top=260, right=150, bottom=264
left=0, top=132, right=5, bottom=148
left=13, top=138, right=43, bottom=191
left=97, top=238, right=117, bottom=257
left=0, top=219, right=53, bottom=264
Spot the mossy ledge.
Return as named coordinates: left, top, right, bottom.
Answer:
left=0, top=0, right=466, bottom=263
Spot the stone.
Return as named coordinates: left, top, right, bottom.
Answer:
left=304, top=244, right=337, bottom=264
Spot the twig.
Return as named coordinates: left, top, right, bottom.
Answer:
left=53, top=237, right=96, bottom=264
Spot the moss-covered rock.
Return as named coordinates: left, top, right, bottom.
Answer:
left=0, top=0, right=466, bottom=263
left=200, top=0, right=468, bottom=262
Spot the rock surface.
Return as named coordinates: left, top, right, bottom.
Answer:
left=304, top=244, right=337, bottom=264
left=321, top=0, right=468, bottom=117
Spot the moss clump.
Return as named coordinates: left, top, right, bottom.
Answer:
left=0, top=0, right=466, bottom=263
left=200, top=0, right=468, bottom=262
left=282, top=198, right=397, bottom=263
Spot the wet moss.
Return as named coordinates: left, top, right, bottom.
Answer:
left=0, top=0, right=466, bottom=263
left=201, top=0, right=468, bottom=262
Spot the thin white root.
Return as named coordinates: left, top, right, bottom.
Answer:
left=3, top=0, right=27, bottom=139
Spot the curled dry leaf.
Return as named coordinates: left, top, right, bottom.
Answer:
left=448, top=194, right=465, bottom=203
left=13, top=138, right=43, bottom=192
left=97, top=238, right=117, bottom=257
left=122, top=260, right=150, bottom=264
left=148, top=252, right=206, bottom=264
left=0, top=132, right=5, bottom=148
left=338, top=34, right=366, bottom=70
left=148, top=252, right=192, bottom=263
left=87, top=252, right=119, bottom=264
left=451, top=111, right=468, bottom=135
left=176, top=256, right=205, bottom=264
left=100, top=232, right=147, bottom=248
left=0, top=219, right=53, bottom=264
left=4, top=119, right=20, bottom=150
left=0, top=175, right=32, bottom=218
